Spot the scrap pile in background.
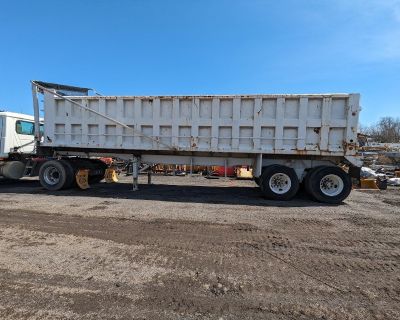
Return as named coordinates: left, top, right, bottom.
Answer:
left=358, top=133, right=400, bottom=189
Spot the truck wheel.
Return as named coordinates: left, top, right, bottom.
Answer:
left=304, top=166, right=351, bottom=204
left=74, top=158, right=107, bottom=184
left=260, top=165, right=299, bottom=201
left=59, top=160, right=75, bottom=189
left=39, top=160, right=71, bottom=191
left=89, top=174, right=105, bottom=184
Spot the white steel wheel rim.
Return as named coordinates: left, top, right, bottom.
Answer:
left=269, top=173, right=292, bottom=194
left=319, top=174, right=344, bottom=197
left=43, top=166, right=61, bottom=186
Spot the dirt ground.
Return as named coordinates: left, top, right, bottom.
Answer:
left=0, top=174, right=399, bottom=320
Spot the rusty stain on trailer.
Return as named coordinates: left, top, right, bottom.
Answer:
left=295, top=150, right=307, bottom=155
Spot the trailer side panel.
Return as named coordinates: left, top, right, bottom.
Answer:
left=41, top=93, right=360, bottom=157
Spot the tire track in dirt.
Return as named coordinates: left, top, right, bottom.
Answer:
left=1, top=206, right=399, bottom=319
left=1, top=208, right=398, bottom=283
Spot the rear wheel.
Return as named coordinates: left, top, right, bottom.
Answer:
left=59, top=160, right=75, bottom=189
left=304, top=166, right=351, bottom=204
left=89, top=174, right=105, bottom=184
left=71, top=158, right=107, bottom=184
left=260, top=165, right=299, bottom=201
left=39, top=160, right=71, bottom=191
left=86, top=159, right=107, bottom=184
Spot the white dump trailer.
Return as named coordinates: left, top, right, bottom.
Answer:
left=1, top=81, right=362, bottom=203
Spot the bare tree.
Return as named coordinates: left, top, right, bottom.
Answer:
left=360, top=117, right=400, bottom=143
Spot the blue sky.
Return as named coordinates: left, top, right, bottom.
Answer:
left=0, top=0, right=399, bottom=125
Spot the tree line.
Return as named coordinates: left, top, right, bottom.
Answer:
left=360, top=117, right=400, bottom=143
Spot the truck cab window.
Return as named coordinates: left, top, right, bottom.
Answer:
left=15, top=120, right=34, bottom=135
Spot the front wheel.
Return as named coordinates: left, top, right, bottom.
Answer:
left=260, top=165, right=299, bottom=201
left=39, top=160, right=72, bottom=191
left=304, top=166, right=351, bottom=204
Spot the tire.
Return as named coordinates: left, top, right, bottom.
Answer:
left=254, top=177, right=261, bottom=186
left=89, top=174, right=105, bottom=184
left=304, top=166, right=351, bottom=204
left=260, top=165, right=299, bottom=201
left=59, top=160, right=75, bottom=189
left=71, top=158, right=107, bottom=185
left=39, top=160, right=71, bottom=191
left=87, top=159, right=107, bottom=184
left=304, top=165, right=325, bottom=197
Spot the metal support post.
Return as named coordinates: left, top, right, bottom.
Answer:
left=255, top=153, right=263, bottom=178
left=224, top=159, right=228, bottom=178
left=147, top=169, right=152, bottom=185
left=132, top=156, right=139, bottom=191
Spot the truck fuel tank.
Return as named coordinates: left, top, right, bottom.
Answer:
left=0, top=161, right=25, bottom=179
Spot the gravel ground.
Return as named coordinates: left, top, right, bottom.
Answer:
left=0, top=175, right=399, bottom=320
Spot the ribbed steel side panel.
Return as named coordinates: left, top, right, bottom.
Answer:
left=42, top=93, right=360, bottom=157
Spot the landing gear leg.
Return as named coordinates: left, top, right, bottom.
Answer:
left=132, top=156, right=139, bottom=191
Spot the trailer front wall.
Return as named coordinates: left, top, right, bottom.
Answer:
left=42, top=93, right=360, bottom=157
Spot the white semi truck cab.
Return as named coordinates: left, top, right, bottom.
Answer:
left=0, top=111, right=43, bottom=156
left=0, top=111, right=44, bottom=179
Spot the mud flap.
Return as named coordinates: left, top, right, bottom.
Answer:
left=76, top=169, right=90, bottom=189
left=105, top=168, right=118, bottom=183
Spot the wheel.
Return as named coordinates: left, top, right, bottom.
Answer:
left=87, top=159, right=107, bottom=184
left=89, top=174, right=105, bottom=184
left=254, top=177, right=261, bottom=186
left=70, top=158, right=107, bottom=185
left=260, top=165, right=299, bottom=201
left=304, top=166, right=351, bottom=204
left=39, top=160, right=72, bottom=191
left=59, top=160, right=75, bottom=189
left=304, top=165, right=325, bottom=196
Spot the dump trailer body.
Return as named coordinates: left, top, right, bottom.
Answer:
left=31, top=82, right=361, bottom=203
left=41, top=92, right=360, bottom=159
